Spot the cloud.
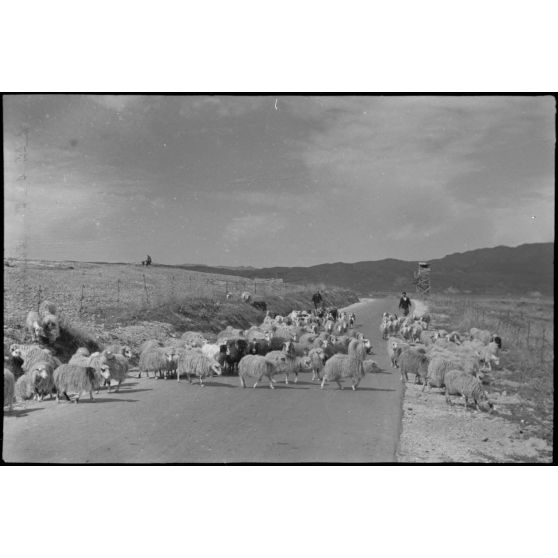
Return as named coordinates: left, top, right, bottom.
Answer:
left=223, top=214, right=286, bottom=245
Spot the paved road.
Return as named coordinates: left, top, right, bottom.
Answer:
left=2, top=298, right=404, bottom=463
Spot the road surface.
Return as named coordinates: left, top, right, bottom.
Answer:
left=3, top=297, right=405, bottom=463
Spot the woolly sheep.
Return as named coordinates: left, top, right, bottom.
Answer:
left=53, top=364, right=102, bottom=403
left=15, top=374, right=35, bottom=402
left=177, top=351, right=221, bottom=386
left=238, top=354, right=285, bottom=389
left=265, top=350, right=310, bottom=384
left=241, top=291, right=252, bottom=303
left=139, top=339, right=163, bottom=355
left=308, top=347, right=326, bottom=381
left=101, top=353, right=129, bottom=392
left=469, top=328, right=491, bottom=345
left=320, top=339, right=367, bottom=391
left=26, top=360, right=56, bottom=401
left=362, top=359, right=379, bottom=374
left=180, top=331, right=207, bottom=348
left=70, top=347, right=90, bottom=361
left=10, top=343, right=41, bottom=361
left=201, top=342, right=222, bottom=362
left=426, top=357, right=463, bottom=392
left=445, top=331, right=462, bottom=344
left=398, top=347, right=429, bottom=384
left=138, top=347, right=177, bottom=379
left=20, top=346, right=59, bottom=374
left=387, top=337, right=409, bottom=368
left=26, top=311, right=45, bottom=341
left=444, top=369, right=493, bottom=412
left=419, top=330, right=436, bottom=346
left=38, top=300, right=57, bottom=317
left=4, top=368, right=15, bottom=411
left=479, top=342, right=500, bottom=371
left=105, top=344, right=133, bottom=359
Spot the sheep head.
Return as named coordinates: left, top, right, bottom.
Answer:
left=99, top=364, right=111, bottom=380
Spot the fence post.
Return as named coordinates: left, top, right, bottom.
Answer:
left=254, top=279, right=257, bottom=295
left=143, top=273, right=150, bottom=305
left=79, top=285, right=85, bottom=314
left=117, top=279, right=120, bottom=304
left=37, top=285, right=42, bottom=312
left=541, top=326, right=545, bottom=364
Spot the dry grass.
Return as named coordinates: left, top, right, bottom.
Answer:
left=428, top=294, right=554, bottom=443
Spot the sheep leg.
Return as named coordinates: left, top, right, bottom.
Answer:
left=294, top=372, right=298, bottom=384
left=115, top=381, right=121, bottom=392
left=285, top=373, right=289, bottom=385
left=445, top=389, right=452, bottom=406
left=89, top=390, right=94, bottom=400
left=253, top=381, right=258, bottom=389
left=199, top=377, right=204, bottom=387
left=463, top=396, right=468, bottom=410
left=320, top=377, right=326, bottom=390
left=336, top=380, right=344, bottom=390
left=239, top=374, right=246, bottom=388
left=64, top=391, right=71, bottom=402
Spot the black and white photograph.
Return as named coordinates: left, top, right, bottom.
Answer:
left=3, top=94, right=554, bottom=463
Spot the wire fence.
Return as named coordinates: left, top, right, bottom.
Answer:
left=4, top=262, right=320, bottom=324
left=432, top=296, right=554, bottom=367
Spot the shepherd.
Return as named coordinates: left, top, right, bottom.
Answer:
left=398, top=291, right=412, bottom=317
left=312, top=290, right=323, bottom=310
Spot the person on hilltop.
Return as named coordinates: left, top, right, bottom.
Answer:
left=312, top=290, right=323, bottom=310
left=398, top=291, right=412, bottom=317
left=146, top=255, right=152, bottom=267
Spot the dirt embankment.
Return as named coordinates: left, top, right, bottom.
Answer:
left=396, top=300, right=553, bottom=463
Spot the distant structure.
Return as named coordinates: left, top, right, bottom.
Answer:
left=414, top=262, right=431, bottom=296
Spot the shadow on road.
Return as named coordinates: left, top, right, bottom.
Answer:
left=5, top=407, right=45, bottom=418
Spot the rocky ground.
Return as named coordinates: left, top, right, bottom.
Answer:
left=396, top=301, right=553, bottom=463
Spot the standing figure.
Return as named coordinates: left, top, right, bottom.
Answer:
left=398, top=291, right=412, bottom=317
left=311, top=290, right=323, bottom=310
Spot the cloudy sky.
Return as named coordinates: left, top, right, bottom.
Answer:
left=3, top=95, right=555, bottom=267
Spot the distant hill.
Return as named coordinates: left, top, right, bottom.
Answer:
left=177, top=242, right=554, bottom=296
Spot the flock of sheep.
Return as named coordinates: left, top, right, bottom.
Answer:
left=4, top=301, right=378, bottom=411
left=382, top=311, right=502, bottom=412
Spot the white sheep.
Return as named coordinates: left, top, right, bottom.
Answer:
left=265, top=350, right=310, bottom=384
left=320, top=339, right=367, bottom=390
left=308, top=347, right=326, bottom=381
left=53, top=364, right=104, bottom=403
left=25, top=360, right=56, bottom=400
left=241, top=291, right=252, bottom=303
left=238, top=354, right=285, bottom=389
left=105, top=344, right=133, bottom=360
left=444, top=369, right=493, bottom=412
left=469, top=327, right=492, bottom=345
left=387, top=337, right=409, bottom=368
left=101, top=353, right=129, bottom=392
left=138, top=347, right=176, bottom=379
left=20, top=346, right=60, bottom=374
left=362, top=359, right=379, bottom=374
left=69, top=347, right=91, bottom=362
left=180, top=331, right=207, bottom=348
left=176, top=351, right=221, bottom=386
left=398, top=347, right=429, bottom=384
left=479, top=341, right=500, bottom=371
left=4, top=368, right=15, bottom=411
left=26, top=311, right=45, bottom=341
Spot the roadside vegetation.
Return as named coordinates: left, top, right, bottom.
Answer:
left=428, top=293, right=554, bottom=444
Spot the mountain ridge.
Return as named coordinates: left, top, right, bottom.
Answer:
left=175, top=242, right=554, bottom=296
